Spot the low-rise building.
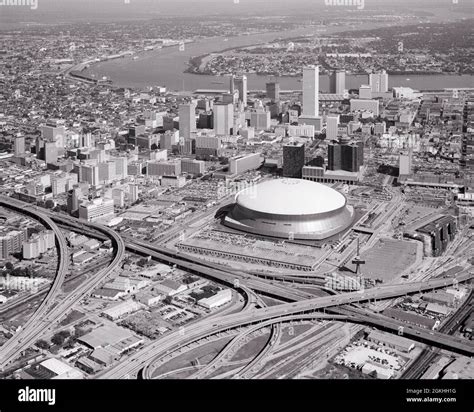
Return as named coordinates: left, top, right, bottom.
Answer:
left=425, top=303, right=451, bottom=316
left=135, top=291, right=163, bottom=307
left=153, top=280, right=187, bottom=297
left=38, top=358, right=84, bottom=379
left=101, top=300, right=143, bottom=321
left=198, top=289, right=232, bottom=309
left=367, top=330, right=415, bottom=353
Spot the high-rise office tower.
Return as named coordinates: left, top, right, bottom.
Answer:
left=326, top=115, right=340, bottom=140
left=302, top=65, right=319, bottom=118
left=44, top=141, right=58, bottom=164
left=341, top=142, right=364, bottom=172
left=35, top=136, right=44, bottom=157
left=283, top=142, right=305, bottom=178
left=198, top=113, right=214, bottom=129
left=41, top=123, right=66, bottom=141
left=115, top=157, right=128, bottom=180
left=129, top=184, right=139, bottom=203
left=213, top=102, right=234, bottom=136
left=234, top=75, right=247, bottom=107
left=250, top=109, right=271, bottom=131
left=328, top=143, right=341, bottom=172
left=178, top=103, right=197, bottom=139
left=195, top=135, right=222, bottom=157
left=229, top=74, right=235, bottom=94
left=329, top=69, right=345, bottom=95
left=14, top=136, right=25, bottom=156
left=266, top=82, right=280, bottom=101
left=328, top=138, right=364, bottom=172
left=80, top=164, right=100, bottom=186
left=99, top=160, right=116, bottom=184
left=82, top=133, right=93, bottom=148
left=380, top=70, right=389, bottom=93
left=369, top=70, right=389, bottom=93
left=67, top=186, right=82, bottom=216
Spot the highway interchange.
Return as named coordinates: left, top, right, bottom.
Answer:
left=0, top=196, right=125, bottom=370
left=0, top=195, right=472, bottom=380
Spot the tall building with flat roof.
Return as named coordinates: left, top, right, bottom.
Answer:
left=302, top=65, right=319, bottom=118
left=178, top=103, right=196, bottom=139
left=250, top=109, right=270, bottom=131
left=283, top=143, right=305, bottom=178
left=234, top=75, right=247, bottom=107
left=369, top=70, right=389, bottom=93
left=266, top=82, right=280, bottom=101
left=213, top=102, right=234, bottom=136
left=80, top=164, right=100, bottom=186
left=14, top=136, right=25, bottom=156
left=129, top=184, right=139, bottom=203
left=42, top=141, right=58, bottom=164
left=329, top=69, right=345, bottom=95
left=195, top=135, right=222, bottom=157
left=0, top=228, right=28, bottom=260
left=328, top=139, right=364, bottom=173
left=67, top=187, right=82, bottom=215
left=326, top=115, right=340, bottom=140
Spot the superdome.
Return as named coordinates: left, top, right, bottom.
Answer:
left=223, top=178, right=354, bottom=240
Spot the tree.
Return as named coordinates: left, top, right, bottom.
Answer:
left=51, top=330, right=70, bottom=346
left=36, top=339, right=50, bottom=350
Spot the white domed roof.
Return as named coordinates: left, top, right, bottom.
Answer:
left=236, top=178, right=346, bottom=216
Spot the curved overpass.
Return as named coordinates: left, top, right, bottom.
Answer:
left=141, top=314, right=350, bottom=380
left=141, top=289, right=474, bottom=380
left=115, top=272, right=473, bottom=380
left=0, top=196, right=69, bottom=368
left=0, top=197, right=125, bottom=369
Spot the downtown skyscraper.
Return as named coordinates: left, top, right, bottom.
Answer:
left=302, top=65, right=319, bottom=118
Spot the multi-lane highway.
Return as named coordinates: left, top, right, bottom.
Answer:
left=121, top=273, right=473, bottom=380
left=401, top=290, right=474, bottom=379
left=0, top=197, right=125, bottom=370
left=0, top=196, right=69, bottom=367
left=2, top=197, right=472, bottom=379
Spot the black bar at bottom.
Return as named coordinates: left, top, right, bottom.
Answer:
left=0, top=379, right=471, bottom=411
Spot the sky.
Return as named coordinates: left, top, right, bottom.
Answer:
left=0, top=0, right=471, bottom=23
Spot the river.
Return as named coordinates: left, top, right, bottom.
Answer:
left=84, top=23, right=474, bottom=92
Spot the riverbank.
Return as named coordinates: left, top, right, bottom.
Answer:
left=82, top=15, right=473, bottom=92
